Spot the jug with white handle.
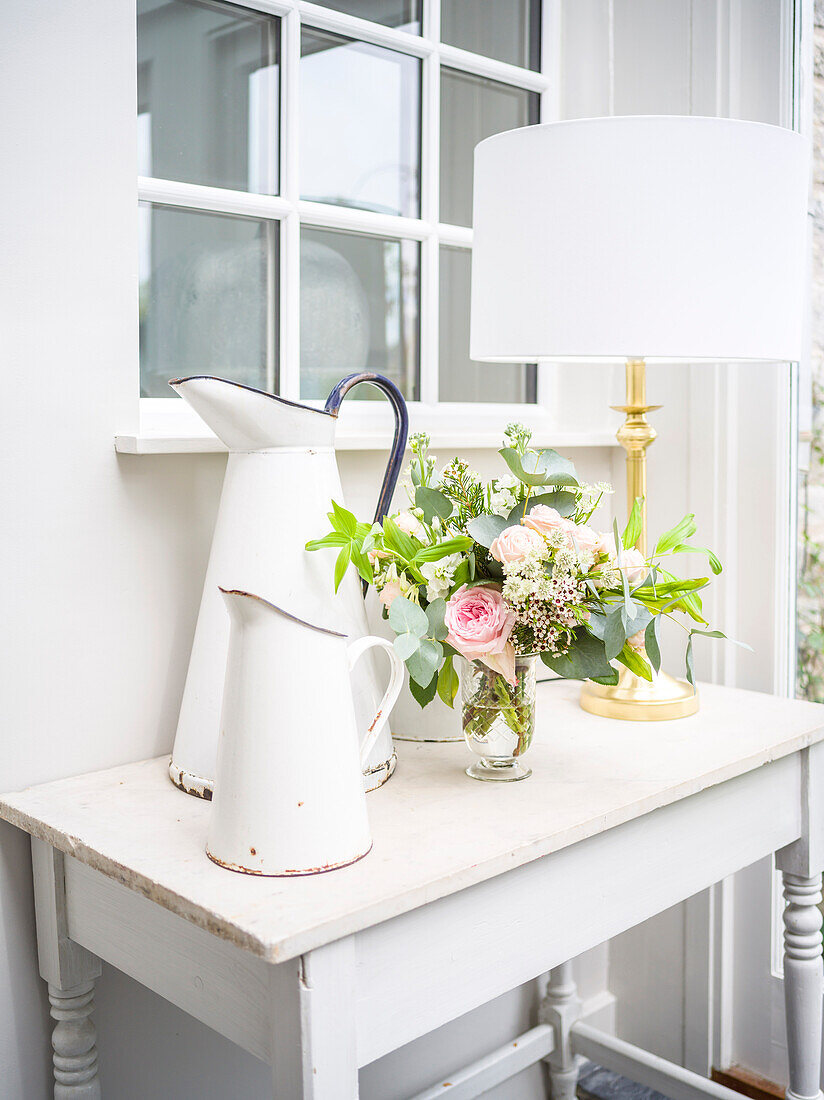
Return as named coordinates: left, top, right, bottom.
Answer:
left=168, top=373, right=408, bottom=799
left=206, top=589, right=404, bottom=876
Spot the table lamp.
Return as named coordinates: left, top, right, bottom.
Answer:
left=470, top=115, right=808, bottom=720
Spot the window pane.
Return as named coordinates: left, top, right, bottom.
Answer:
left=137, top=0, right=279, bottom=194
left=441, top=0, right=541, bottom=70
left=300, top=30, right=420, bottom=218
left=314, top=1, right=420, bottom=34
left=300, top=229, right=419, bottom=401
left=440, top=68, right=538, bottom=227
left=140, top=204, right=277, bottom=397
left=439, top=246, right=535, bottom=403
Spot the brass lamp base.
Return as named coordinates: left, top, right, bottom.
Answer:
left=580, top=666, right=699, bottom=721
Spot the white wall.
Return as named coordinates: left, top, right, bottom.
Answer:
left=0, top=3, right=619, bottom=1096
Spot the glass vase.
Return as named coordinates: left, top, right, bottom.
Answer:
left=460, top=655, right=537, bottom=782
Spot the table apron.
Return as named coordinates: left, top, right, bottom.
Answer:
left=355, top=755, right=802, bottom=1066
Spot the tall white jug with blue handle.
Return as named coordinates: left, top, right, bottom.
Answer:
left=169, top=374, right=408, bottom=798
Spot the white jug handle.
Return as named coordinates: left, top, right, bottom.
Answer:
left=347, top=636, right=405, bottom=769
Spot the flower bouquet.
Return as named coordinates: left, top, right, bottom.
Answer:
left=307, top=425, right=733, bottom=780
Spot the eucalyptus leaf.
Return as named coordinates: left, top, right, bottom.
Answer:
left=604, top=606, right=627, bottom=661
left=425, top=598, right=448, bottom=642
left=407, top=638, right=443, bottom=687
left=389, top=596, right=429, bottom=638
left=540, top=628, right=616, bottom=682
left=507, top=491, right=577, bottom=524
left=466, top=513, right=509, bottom=549
left=393, top=632, right=421, bottom=661
left=645, top=618, right=661, bottom=673
left=499, top=447, right=578, bottom=489
left=415, top=486, right=453, bottom=524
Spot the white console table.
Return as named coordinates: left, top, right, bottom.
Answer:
left=3, top=681, right=824, bottom=1099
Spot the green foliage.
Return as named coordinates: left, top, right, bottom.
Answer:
left=645, top=618, right=661, bottom=673
left=305, top=500, right=373, bottom=590
left=507, top=491, right=577, bottom=524
left=541, top=628, right=618, bottom=683
left=437, top=653, right=459, bottom=707
left=415, top=486, right=453, bottom=524
left=622, top=498, right=644, bottom=550
left=466, top=513, right=508, bottom=549
left=499, top=446, right=578, bottom=489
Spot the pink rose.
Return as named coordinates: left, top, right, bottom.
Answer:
left=522, top=505, right=567, bottom=539
left=489, top=525, right=544, bottom=565
left=616, top=547, right=648, bottom=587
left=378, top=581, right=403, bottom=609
left=445, top=583, right=517, bottom=684
left=395, top=511, right=426, bottom=541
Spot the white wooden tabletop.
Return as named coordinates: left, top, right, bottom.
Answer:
left=2, top=682, right=823, bottom=964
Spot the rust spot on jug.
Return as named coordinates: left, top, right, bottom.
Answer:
left=250, top=847, right=256, bottom=855
left=368, top=708, right=383, bottom=732
left=298, top=801, right=304, bottom=807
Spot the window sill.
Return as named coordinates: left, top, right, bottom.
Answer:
left=117, top=398, right=620, bottom=454
left=115, top=427, right=619, bottom=454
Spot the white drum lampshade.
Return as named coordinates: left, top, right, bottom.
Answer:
left=470, top=115, right=808, bottom=365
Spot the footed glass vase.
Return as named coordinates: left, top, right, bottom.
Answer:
left=460, top=655, right=537, bottom=782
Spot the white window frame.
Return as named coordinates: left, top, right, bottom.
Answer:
left=120, top=0, right=615, bottom=453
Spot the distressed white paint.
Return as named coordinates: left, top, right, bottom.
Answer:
left=207, top=590, right=402, bottom=876
left=31, top=842, right=102, bottom=1099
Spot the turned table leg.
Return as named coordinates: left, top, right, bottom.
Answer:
left=782, top=873, right=824, bottom=1100
left=541, top=960, right=582, bottom=1100
left=31, top=840, right=102, bottom=1098
left=49, top=981, right=100, bottom=1098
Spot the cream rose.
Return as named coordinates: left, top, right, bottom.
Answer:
left=522, top=505, right=567, bottom=539
left=489, top=525, right=544, bottom=565
left=394, top=510, right=426, bottom=541
left=616, top=547, right=649, bottom=587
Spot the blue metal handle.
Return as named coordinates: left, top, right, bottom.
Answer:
left=324, top=373, right=409, bottom=525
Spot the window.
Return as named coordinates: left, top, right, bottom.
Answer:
left=136, top=0, right=548, bottom=436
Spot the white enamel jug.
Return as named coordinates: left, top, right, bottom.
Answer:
left=206, top=590, right=404, bottom=876
left=169, top=374, right=408, bottom=798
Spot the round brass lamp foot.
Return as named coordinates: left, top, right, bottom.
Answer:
left=580, top=666, right=699, bottom=721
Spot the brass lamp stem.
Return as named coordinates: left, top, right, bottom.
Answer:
left=612, top=358, right=661, bottom=556
left=580, top=357, right=698, bottom=720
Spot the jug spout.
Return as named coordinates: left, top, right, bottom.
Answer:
left=219, top=588, right=345, bottom=636
left=170, top=376, right=336, bottom=451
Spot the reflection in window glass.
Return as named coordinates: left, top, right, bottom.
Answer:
left=300, top=30, right=420, bottom=218
left=315, top=0, right=420, bottom=34
left=137, top=0, right=279, bottom=194
left=139, top=204, right=277, bottom=397
left=440, top=68, right=538, bottom=227
left=300, top=229, right=419, bottom=401
left=439, top=246, right=536, bottom=403
left=441, top=0, right=541, bottom=70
